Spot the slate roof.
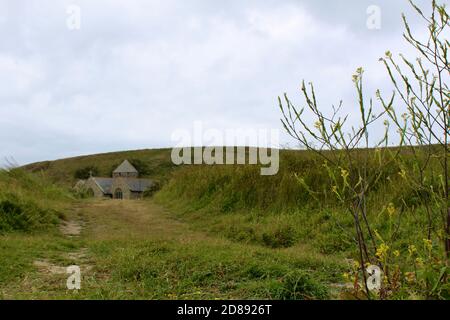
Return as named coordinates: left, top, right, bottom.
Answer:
left=91, top=177, right=153, bottom=194
left=113, top=160, right=138, bottom=174
left=92, top=177, right=113, bottom=194
left=125, top=178, right=154, bottom=192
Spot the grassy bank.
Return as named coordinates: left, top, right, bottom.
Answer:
left=0, top=168, right=75, bottom=288
left=155, top=151, right=435, bottom=252
left=154, top=150, right=448, bottom=298
left=0, top=169, right=72, bottom=233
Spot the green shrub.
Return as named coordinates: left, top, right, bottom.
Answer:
left=143, top=181, right=161, bottom=198
left=129, top=159, right=151, bottom=176
left=261, top=225, right=296, bottom=248
left=225, top=225, right=257, bottom=243
left=0, top=169, right=70, bottom=233
left=0, top=197, right=59, bottom=232
left=74, top=166, right=99, bottom=179
left=266, top=270, right=329, bottom=300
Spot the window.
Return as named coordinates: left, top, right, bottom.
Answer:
left=114, top=188, right=123, bottom=199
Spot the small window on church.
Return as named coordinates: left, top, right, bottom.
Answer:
left=115, top=188, right=123, bottom=199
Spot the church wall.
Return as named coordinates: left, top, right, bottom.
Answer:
left=111, top=177, right=132, bottom=199
left=84, top=177, right=105, bottom=198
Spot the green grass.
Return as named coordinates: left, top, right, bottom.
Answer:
left=1, top=147, right=446, bottom=299
left=0, top=199, right=345, bottom=299
left=0, top=169, right=72, bottom=233
left=152, top=149, right=444, bottom=252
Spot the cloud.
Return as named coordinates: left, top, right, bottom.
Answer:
left=0, top=0, right=427, bottom=165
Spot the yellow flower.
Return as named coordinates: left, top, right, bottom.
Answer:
left=398, top=169, right=407, bottom=179
left=342, top=272, right=350, bottom=281
left=423, top=239, right=432, bottom=251
left=408, top=245, right=417, bottom=256
left=393, top=250, right=400, bottom=257
left=340, top=168, right=349, bottom=180
left=314, top=121, right=321, bottom=129
left=376, top=243, right=390, bottom=260
left=415, top=257, right=424, bottom=266
left=387, top=203, right=396, bottom=217
left=331, top=185, right=338, bottom=193
left=404, top=272, right=415, bottom=283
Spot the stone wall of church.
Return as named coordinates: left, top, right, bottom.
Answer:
left=111, top=177, right=132, bottom=199
left=84, top=177, right=105, bottom=198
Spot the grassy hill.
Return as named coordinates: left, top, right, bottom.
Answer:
left=9, top=146, right=448, bottom=299
left=1, top=148, right=348, bottom=299
left=23, top=148, right=177, bottom=186
left=20, top=147, right=433, bottom=252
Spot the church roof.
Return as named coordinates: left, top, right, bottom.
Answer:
left=125, top=178, right=154, bottom=192
left=92, top=177, right=113, bottom=194
left=113, top=160, right=138, bottom=174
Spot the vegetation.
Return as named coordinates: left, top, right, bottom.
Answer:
left=278, top=0, right=449, bottom=299
left=1, top=0, right=447, bottom=301
left=0, top=169, right=71, bottom=233
left=0, top=198, right=342, bottom=299
left=74, top=166, right=99, bottom=180
left=24, top=148, right=176, bottom=186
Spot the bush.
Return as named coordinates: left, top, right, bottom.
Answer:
left=0, top=169, right=69, bottom=233
left=143, top=181, right=161, bottom=198
left=74, top=166, right=99, bottom=179
left=0, top=197, right=59, bottom=232
left=261, top=225, right=296, bottom=248
left=267, top=270, right=329, bottom=300
left=129, top=159, right=151, bottom=176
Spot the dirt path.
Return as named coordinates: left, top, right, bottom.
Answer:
left=59, top=220, right=82, bottom=237
left=31, top=199, right=216, bottom=287
left=81, top=199, right=215, bottom=243
left=33, top=205, right=91, bottom=282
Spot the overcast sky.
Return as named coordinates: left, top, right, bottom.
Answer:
left=0, top=0, right=435, bottom=166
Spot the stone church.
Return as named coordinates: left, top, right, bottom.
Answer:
left=76, top=160, right=154, bottom=200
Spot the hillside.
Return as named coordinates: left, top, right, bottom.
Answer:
left=21, top=146, right=433, bottom=252
left=22, top=147, right=307, bottom=186
left=14, top=147, right=449, bottom=299
left=2, top=148, right=349, bottom=299
left=23, top=148, right=176, bottom=186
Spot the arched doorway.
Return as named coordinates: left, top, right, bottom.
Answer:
left=114, top=188, right=123, bottom=199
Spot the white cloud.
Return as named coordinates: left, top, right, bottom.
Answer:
left=0, top=0, right=428, bottom=165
